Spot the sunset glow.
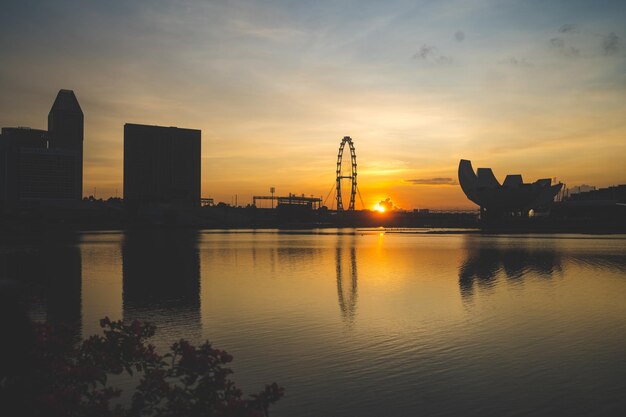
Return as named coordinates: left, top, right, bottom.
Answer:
left=0, top=1, right=624, bottom=208
left=1, top=2, right=626, bottom=417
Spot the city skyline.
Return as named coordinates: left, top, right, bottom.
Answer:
left=1, top=0, right=625, bottom=209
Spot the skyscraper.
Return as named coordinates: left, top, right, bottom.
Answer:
left=0, top=90, right=84, bottom=207
left=124, top=124, right=201, bottom=208
left=48, top=89, right=84, bottom=200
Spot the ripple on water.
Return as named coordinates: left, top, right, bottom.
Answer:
left=4, top=231, right=626, bottom=417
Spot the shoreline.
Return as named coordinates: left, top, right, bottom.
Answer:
left=1, top=224, right=626, bottom=238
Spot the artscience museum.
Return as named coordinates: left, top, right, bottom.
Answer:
left=458, top=159, right=563, bottom=218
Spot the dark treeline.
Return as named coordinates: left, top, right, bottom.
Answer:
left=1, top=198, right=625, bottom=233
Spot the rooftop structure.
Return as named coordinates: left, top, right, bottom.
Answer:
left=253, top=194, right=322, bottom=210
left=458, top=159, right=562, bottom=218
left=48, top=89, right=84, bottom=150
left=565, top=184, right=626, bottom=203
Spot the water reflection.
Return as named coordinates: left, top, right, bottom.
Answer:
left=458, top=237, right=626, bottom=302
left=276, top=245, right=322, bottom=266
left=568, top=252, right=626, bottom=272
left=3, top=232, right=626, bottom=416
left=458, top=239, right=562, bottom=302
left=0, top=238, right=81, bottom=327
left=336, top=235, right=358, bottom=323
left=122, top=230, right=201, bottom=341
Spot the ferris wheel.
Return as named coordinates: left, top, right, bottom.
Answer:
left=324, top=136, right=364, bottom=211
left=336, top=136, right=357, bottom=211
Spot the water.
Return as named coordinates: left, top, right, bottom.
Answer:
left=2, top=230, right=626, bottom=416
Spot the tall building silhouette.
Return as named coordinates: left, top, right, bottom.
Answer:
left=0, top=90, right=83, bottom=206
left=124, top=124, right=201, bottom=207
left=48, top=90, right=84, bottom=200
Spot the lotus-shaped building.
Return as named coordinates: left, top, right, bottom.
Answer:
left=458, top=159, right=563, bottom=217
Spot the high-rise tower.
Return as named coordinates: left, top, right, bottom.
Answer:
left=124, top=124, right=201, bottom=208
left=1, top=90, right=84, bottom=206
left=48, top=89, right=84, bottom=199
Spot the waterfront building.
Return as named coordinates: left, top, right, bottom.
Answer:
left=48, top=89, right=84, bottom=200
left=552, top=184, right=626, bottom=222
left=0, top=90, right=84, bottom=207
left=458, top=159, right=562, bottom=218
left=123, top=123, right=201, bottom=208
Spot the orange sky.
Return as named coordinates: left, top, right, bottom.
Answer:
left=1, top=1, right=625, bottom=209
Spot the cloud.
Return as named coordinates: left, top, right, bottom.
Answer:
left=500, top=57, right=533, bottom=67
left=603, top=32, right=620, bottom=55
left=558, top=24, right=578, bottom=33
left=550, top=37, right=580, bottom=56
left=413, top=44, right=436, bottom=60
left=550, top=38, right=564, bottom=48
left=404, top=177, right=457, bottom=185
left=412, top=44, right=453, bottom=64
left=554, top=25, right=620, bottom=57
left=378, top=197, right=397, bottom=211
left=454, top=31, right=465, bottom=42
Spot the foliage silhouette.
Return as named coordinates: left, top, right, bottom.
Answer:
left=1, top=317, right=283, bottom=417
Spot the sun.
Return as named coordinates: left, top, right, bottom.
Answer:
left=373, top=203, right=386, bottom=213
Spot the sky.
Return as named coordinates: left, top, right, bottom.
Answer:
left=1, top=0, right=625, bottom=209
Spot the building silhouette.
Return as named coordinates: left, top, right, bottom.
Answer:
left=458, top=159, right=562, bottom=218
left=48, top=89, right=84, bottom=200
left=0, top=90, right=83, bottom=206
left=124, top=124, right=201, bottom=208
